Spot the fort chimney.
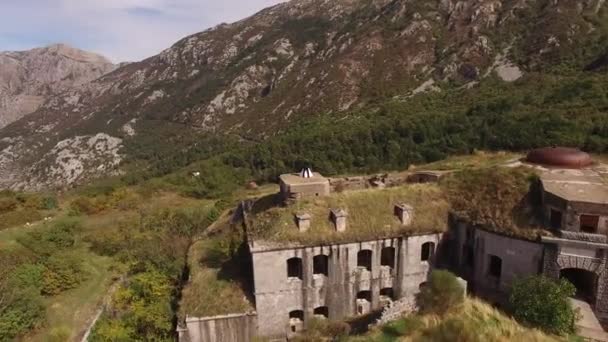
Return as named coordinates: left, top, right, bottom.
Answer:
left=330, top=209, right=348, bottom=232
left=295, top=213, right=311, bottom=232
left=394, top=204, right=414, bottom=226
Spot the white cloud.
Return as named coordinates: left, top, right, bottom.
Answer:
left=0, top=0, right=285, bottom=62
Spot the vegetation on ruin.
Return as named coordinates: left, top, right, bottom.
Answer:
left=510, top=276, right=579, bottom=336
left=178, top=226, right=254, bottom=319
left=249, top=184, right=449, bottom=245
left=440, top=167, right=551, bottom=240
left=347, top=298, right=562, bottom=342
left=417, top=270, right=465, bottom=316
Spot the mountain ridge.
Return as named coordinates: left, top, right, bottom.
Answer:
left=0, top=0, right=607, bottom=190
left=0, top=43, right=116, bottom=129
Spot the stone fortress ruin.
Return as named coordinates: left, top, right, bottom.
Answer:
left=179, top=149, right=608, bottom=342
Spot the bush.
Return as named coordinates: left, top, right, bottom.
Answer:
left=0, top=288, right=45, bottom=341
left=41, top=253, right=86, bottom=295
left=69, top=196, right=105, bottom=215
left=18, top=218, right=80, bottom=256
left=417, top=270, right=465, bottom=315
left=509, top=275, right=579, bottom=335
left=0, top=197, right=19, bottom=213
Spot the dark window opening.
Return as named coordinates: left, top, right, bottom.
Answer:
left=560, top=268, right=598, bottom=303
left=463, top=246, right=474, bottom=268
left=580, top=215, right=600, bottom=234
left=356, top=291, right=372, bottom=315
left=287, top=257, right=303, bottom=279
left=421, top=242, right=435, bottom=262
left=550, top=209, right=563, bottom=229
left=313, top=306, right=329, bottom=318
left=380, top=288, right=394, bottom=299
left=357, top=250, right=372, bottom=271
left=313, top=255, right=329, bottom=276
left=465, top=227, right=474, bottom=242
left=381, top=247, right=396, bottom=269
left=488, top=255, right=502, bottom=278
left=289, top=310, right=304, bottom=333
left=357, top=290, right=372, bottom=302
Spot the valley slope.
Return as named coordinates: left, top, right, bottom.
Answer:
left=0, top=0, right=607, bottom=190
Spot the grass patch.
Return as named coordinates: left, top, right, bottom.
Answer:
left=179, top=229, right=253, bottom=319
left=27, top=251, right=115, bottom=342
left=249, top=184, right=449, bottom=245
left=414, top=151, right=521, bottom=171
left=351, top=298, right=563, bottom=342
left=440, top=167, right=550, bottom=240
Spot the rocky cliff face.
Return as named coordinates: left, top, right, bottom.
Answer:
left=0, top=0, right=606, bottom=190
left=0, top=44, right=115, bottom=128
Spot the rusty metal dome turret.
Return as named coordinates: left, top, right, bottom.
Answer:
left=526, top=147, right=593, bottom=168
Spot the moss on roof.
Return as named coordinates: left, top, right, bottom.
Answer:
left=440, top=167, right=551, bottom=241
left=248, top=184, right=449, bottom=246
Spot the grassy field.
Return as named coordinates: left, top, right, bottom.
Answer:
left=30, top=252, right=115, bottom=342
left=0, top=187, right=212, bottom=341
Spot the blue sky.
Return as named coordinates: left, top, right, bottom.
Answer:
left=0, top=0, right=285, bottom=62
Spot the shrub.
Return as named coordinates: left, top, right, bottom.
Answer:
left=0, top=197, right=19, bottom=213
left=0, top=288, right=45, bottom=341
left=9, top=264, right=45, bottom=292
left=41, top=253, right=86, bottom=295
left=417, top=270, right=465, bottom=315
left=18, top=218, right=80, bottom=256
left=509, top=275, right=578, bottom=335
left=69, top=197, right=105, bottom=215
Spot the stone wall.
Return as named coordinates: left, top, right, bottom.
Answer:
left=178, top=313, right=257, bottom=342
left=542, top=237, right=608, bottom=315
left=543, top=191, right=608, bottom=234
left=452, top=224, right=544, bottom=304
left=250, top=234, right=442, bottom=339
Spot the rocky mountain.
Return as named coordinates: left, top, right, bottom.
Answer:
left=0, top=0, right=607, bottom=190
left=0, top=44, right=116, bottom=129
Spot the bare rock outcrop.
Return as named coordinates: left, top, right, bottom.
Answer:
left=0, top=44, right=116, bottom=128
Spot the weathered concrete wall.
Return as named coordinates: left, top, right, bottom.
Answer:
left=251, top=234, right=442, bottom=339
left=543, top=190, right=608, bottom=234
left=453, top=224, right=543, bottom=304
left=179, top=313, right=257, bottom=342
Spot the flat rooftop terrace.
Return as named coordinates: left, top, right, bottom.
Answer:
left=541, top=168, right=608, bottom=205
left=246, top=183, right=449, bottom=247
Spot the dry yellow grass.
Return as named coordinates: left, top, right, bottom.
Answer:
left=353, top=298, right=563, bottom=342
left=249, top=184, right=449, bottom=245
left=414, top=151, right=521, bottom=171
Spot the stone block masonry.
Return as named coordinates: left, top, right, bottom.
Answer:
left=250, top=234, right=442, bottom=339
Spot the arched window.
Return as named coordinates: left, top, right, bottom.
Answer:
left=313, top=254, right=329, bottom=276
left=287, top=257, right=303, bottom=279
left=357, top=250, right=372, bottom=271
left=356, top=291, right=372, bottom=315
left=421, top=242, right=435, bottom=262
left=313, top=306, right=328, bottom=318
left=288, top=310, right=304, bottom=333
left=381, top=247, right=395, bottom=269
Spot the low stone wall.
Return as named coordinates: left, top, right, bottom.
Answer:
left=178, top=313, right=258, bottom=342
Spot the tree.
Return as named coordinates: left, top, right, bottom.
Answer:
left=509, top=275, right=579, bottom=335
left=417, top=270, right=465, bottom=315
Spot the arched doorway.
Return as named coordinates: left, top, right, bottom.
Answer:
left=560, top=268, right=598, bottom=303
